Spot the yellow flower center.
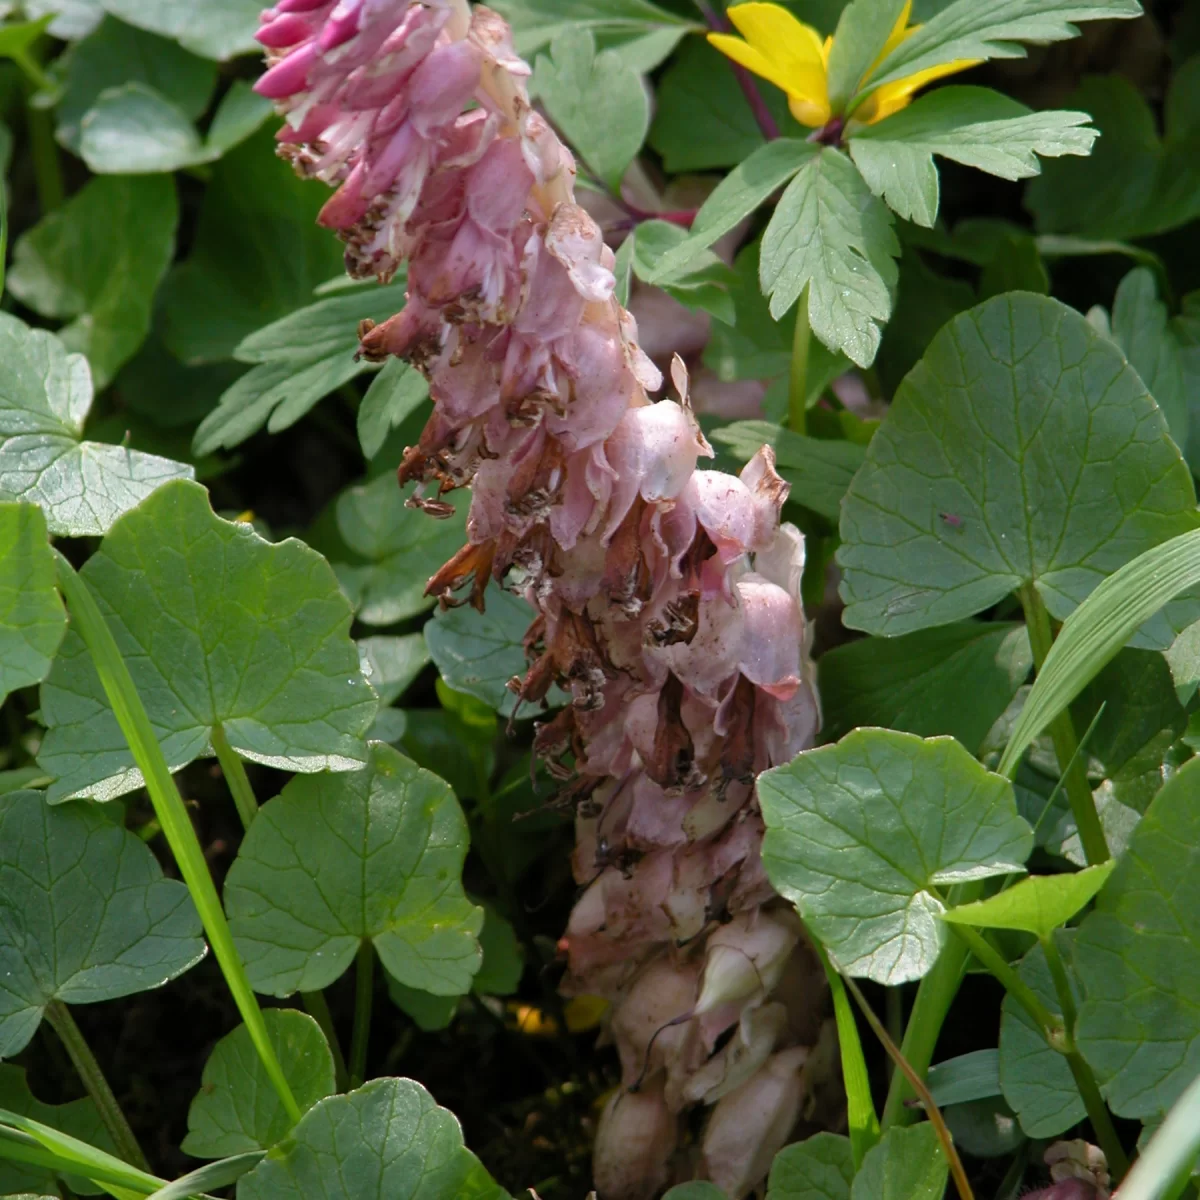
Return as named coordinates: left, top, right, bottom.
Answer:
left=707, top=1, right=978, bottom=130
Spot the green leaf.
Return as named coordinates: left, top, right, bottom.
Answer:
left=0, top=1065, right=115, bottom=1197
left=838, top=293, right=1198, bottom=639
left=998, top=938, right=1084, bottom=1136
left=942, top=1097, right=1023, bottom=1158
left=534, top=27, right=649, bottom=192
left=760, top=148, right=899, bottom=367
left=848, top=87, right=1096, bottom=227
left=357, top=358, right=428, bottom=461
left=643, top=140, right=817, bottom=285
left=79, top=81, right=271, bottom=174
left=24, top=0, right=103, bottom=39
left=0, top=790, right=204, bottom=1056
left=0, top=504, right=65, bottom=706
left=1075, top=756, right=1200, bottom=1117
left=998, top=527, right=1200, bottom=779
left=1107, top=267, right=1190, bottom=450
left=56, top=17, right=215, bottom=155
left=926, top=1049, right=1002, bottom=1107
left=335, top=474, right=468, bottom=627
left=183, top=1010, right=336, bottom=1158
left=116, top=335, right=245, bottom=431
left=664, top=1185, right=728, bottom=1200
left=472, top=903, right=523, bottom=996
left=193, top=284, right=407, bottom=455
left=850, top=1124, right=946, bottom=1200
left=8, top=175, right=178, bottom=388
left=38, top=480, right=374, bottom=802
left=225, top=743, right=482, bottom=998
left=385, top=974, right=458, bottom=1031
left=630, top=221, right=736, bottom=324
left=426, top=588, right=561, bottom=717
left=818, top=622, right=1032, bottom=753
left=1027, top=64, right=1200, bottom=239
left=708, top=420, right=866, bottom=520
left=489, top=0, right=694, bottom=58
left=944, top=862, right=1114, bottom=939
left=864, top=0, right=1142, bottom=96
left=99, top=0, right=261, bottom=60
left=0, top=315, right=193, bottom=536
left=826, top=0, right=908, bottom=111
left=358, top=635, right=429, bottom=707
left=766, top=1131, right=854, bottom=1200
left=145, top=1153, right=265, bottom=1200
left=238, top=1077, right=509, bottom=1200
left=160, top=126, right=346, bottom=364
left=759, top=729, right=1032, bottom=984
left=648, top=39, right=799, bottom=173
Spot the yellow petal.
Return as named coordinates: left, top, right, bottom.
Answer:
left=727, top=2, right=826, bottom=68
left=857, top=57, right=981, bottom=124
left=564, top=994, right=610, bottom=1033
left=789, top=92, right=832, bottom=127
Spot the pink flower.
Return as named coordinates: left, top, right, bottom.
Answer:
left=257, top=4, right=823, bottom=1195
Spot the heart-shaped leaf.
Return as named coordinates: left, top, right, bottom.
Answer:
left=0, top=1065, right=115, bottom=1197
left=335, top=475, right=468, bottom=628
left=183, top=1010, right=335, bottom=1159
left=0, top=504, right=65, bottom=705
left=838, top=293, right=1198, bottom=641
left=235, top=1077, right=510, bottom=1200
left=851, top=1124, right=946, bottom=1200
left=766, top=1131, right=854, bottom=1199
left=1075, top=755, right=1200, bottom=1117
left=759, top=729, right=1032, bottom=984
left=999, top=939, right=1084, bottom=1137
left=38, top=480, right=374, bottom=802
left=0, top=315, right=193, bottom=536
left=0, top=790, right=205, bottom=1056
left=224, top=743, right=482, bottom=998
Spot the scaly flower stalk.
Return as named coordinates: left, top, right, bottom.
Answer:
left=255, top=4, right=824, bottom=1195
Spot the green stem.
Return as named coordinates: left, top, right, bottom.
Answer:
left=54, top=554, right=302, bottom=1125
left=349, top=941, right=374, bottom=1090
left=812, top=939, right=880, bottom=1166
left=13, top=49, right=64, bottom=214
left=212, top=723, right=258, bottom=830
left=949, top=925, right=1062, bottom=1037
left=881, top=883, right=983, bottom=1130
left=44, top=1001, right=149, bottom=1173
left=788, top=286, right=811, bottom=435
left=1041, top=936, right=1129, bottom=1178
left=1019, top=585, right=1109, bottom=865
left=302, top=991, right=349, bottom=1093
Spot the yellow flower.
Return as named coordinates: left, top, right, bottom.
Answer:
left=708, top=1, right=978, bottom=129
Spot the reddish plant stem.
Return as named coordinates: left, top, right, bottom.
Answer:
left=692, top=0, right=781, bottom=140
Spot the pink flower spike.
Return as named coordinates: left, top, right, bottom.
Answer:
left=255, top=41, right=318, bottom=98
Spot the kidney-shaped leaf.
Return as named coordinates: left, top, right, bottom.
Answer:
left=759, top=729, right=1032, bottom=984
left=0, top=315, right=193, bottom=536
left=0, top=504, right=65, bottom=706
left=851, top=1124, right=946, bottom=1200
left=838, top=293, right=1197, bottom=641
left=38, top=480, right=375, bottom=802
left=1075, top=755, right=1200, bottom=1118
left=183, top=1010, right=335, bottom=1159
left=225, top=743, right=482, bottom=998
left=235, top=1076, right=509, bottom=1200
left=0, top=790, right=205, bottom=1057
left=767, top=1131, right=853, bottom=1200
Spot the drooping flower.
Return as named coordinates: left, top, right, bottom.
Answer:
left=255, top=4, right=826, bottom=1196
left=708, top=0, right=978, bottom=128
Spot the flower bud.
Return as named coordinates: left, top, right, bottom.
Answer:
left=694, top=910, right=801, bottom=1016
left=593, top=1083, right=679, bottom=1200
left=700, top=1046, right=809, bottom=1198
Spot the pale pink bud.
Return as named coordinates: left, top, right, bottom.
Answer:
left=700, top=1046, right=809, bottom=1197
left=694, top=910, right=801, bottom=1017
left=593, top=1083, right=679, bottom=1200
